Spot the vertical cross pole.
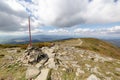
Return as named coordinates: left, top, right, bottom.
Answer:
left=28, top=16, right=32, bottom=46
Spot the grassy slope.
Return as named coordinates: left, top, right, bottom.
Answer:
left=76, top=38, right=120, bottom=59
left=0, top=48, right=26, bottom=80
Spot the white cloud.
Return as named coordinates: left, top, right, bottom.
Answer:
left=0, top=0, right=120, bottom=38
left=19, top=0, right=120, bottom=27
left=74, top=26, right=120, bottom=37
left=0, top=0, right=40, bottom=34
left=48, top=29, right=69, bottom=35
left=0, top=0, right=27, bottom=32
left=31, top=29, right=44, bottom=34
left=74, top=28, right=94, bottom=33
left=102, top=26, right=120, bottom=34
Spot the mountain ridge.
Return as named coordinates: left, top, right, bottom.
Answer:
left=0, top=38, right=120, bottom=80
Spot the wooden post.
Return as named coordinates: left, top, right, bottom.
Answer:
left=28, top=16, right=32, bottom=46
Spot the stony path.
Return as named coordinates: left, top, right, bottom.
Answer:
left=78, top=39, right=83, bottom=45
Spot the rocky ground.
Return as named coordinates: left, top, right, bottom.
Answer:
left=0, top=38, right=120, bottom=80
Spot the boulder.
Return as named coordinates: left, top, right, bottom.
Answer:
left=26, top=66, right=40, bottom=79
left=35, top=68, right=50, bottom=80
left=35, top=57, right=48, bottom=68
left=47, top=58, right=56, bottom=69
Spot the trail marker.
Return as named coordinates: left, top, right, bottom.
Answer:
left=28, top=16, right=32, bottom=46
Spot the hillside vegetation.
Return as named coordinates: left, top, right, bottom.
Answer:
left=79, top=38, right=120, bottom=59
left=0, top=42, right=52, bottom=49
left=0, top=38, right=120, bottom=80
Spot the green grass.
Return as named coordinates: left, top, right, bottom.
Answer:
left=0, top=47, right=27, bottom=80
left=75, top=38, right=120, bottom=59
left=0, top=62, right=26, bottom=80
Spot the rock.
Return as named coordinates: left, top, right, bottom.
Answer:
left=76, top=68, right=85, bottom=76
left=26, top=66, right=40, bottom=79
left=47, top=58, right=56, bottom=69
left=105, top=77, right=112, bottom=80
left=115, top=68, right=120, bottom=72
left=35, top=63, right=42, bottom=69
left=42, top=47, right=54, bottom=54
left=85, top=64, right=91, bottom=71
left=35, top=68, right=50, bottom=80
left=40, top=57, right=48, bottom=64
left=41, top=47, right=55, bottom=58
left=87, top=74, right=100, bottom=80
left=7, top=49, right=17, bottom=53
left=91, top=67, right=101, bottom=75
left=4, top=55, right=13, bottom=60
left=35, top=57, right=48, bottom=68
left=61, top=51, right=67, bottom=55
left=22, top=46, right=46, bottom=64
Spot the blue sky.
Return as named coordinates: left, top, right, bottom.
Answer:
left=0, top=0, right=120, bottom=38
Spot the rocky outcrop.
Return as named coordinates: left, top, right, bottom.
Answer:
left=17, top=39, right=120, bottom=80
left=19, top=45, right=60, bottom=80
left=24, top=46, right=46, bottom=64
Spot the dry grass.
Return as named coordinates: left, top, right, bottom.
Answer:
left=0, top=49, right=26, bottom=80
left=75, top=38, right=120, bottom=59
left=0, top=42, right=52, bottom=49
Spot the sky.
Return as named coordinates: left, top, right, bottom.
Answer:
left=0, top=0, right=120, bottom=38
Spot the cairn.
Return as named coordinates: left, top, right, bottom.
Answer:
left=23, top=46, right=48, bottom=65
left=19, top=45, right=60, bottom=80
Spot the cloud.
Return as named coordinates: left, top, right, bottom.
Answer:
left=102, top=26, right=120, bottom=34
left=0, top=0, right=28, bottom=32
left=0, top=0, right=120, bottom=38
left=0, top=0, right=40, bottom=33
left=74, top=26, right=120, bottom=37
left=74, top=28, right=94, bottom=33
left=19, top=0, right=120, bottom=27
left=48, top=29, right=69, bottom=35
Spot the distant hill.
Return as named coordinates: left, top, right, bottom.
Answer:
left=0, top=35, right=72, bottom=44
left=103, top=38, right=120, bottom=47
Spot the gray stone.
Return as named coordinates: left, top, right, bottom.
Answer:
left=76, top=68, right=85, bottom=76
left=35, top=68, right=50, bottom=80
left=35, top=63, right=42, bottom=69
left=47, top=58, right=56, bottom=69
left=26, top=66, right=40, bottom=79
left=22, top=46, right=46, bottom=64
left=87, top=74, right=100, bottom=80
left=35, top=58, right=48, bottom=68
